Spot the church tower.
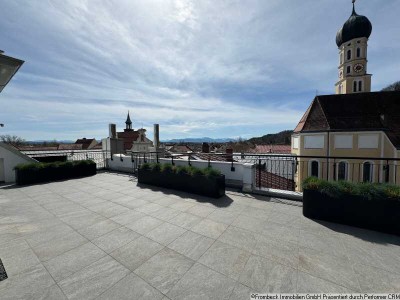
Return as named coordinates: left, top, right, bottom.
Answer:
left=335, top=1, right=372, bottom=94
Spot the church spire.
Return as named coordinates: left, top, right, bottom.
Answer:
left=125, top=111, right=132, bottom=130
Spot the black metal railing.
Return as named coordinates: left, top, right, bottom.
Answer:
left=128, top=152, right=400, bottom=191
left=34, top=149, right=398, bottom=192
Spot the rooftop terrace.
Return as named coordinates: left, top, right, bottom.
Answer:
left=0, top=172, right=399, bottom=299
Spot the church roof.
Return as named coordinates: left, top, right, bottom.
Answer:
left=293, top=91, right=400, bottom=149
left=336, top=3, right=372, bottom=47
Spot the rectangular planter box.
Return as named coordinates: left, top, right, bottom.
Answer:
left=138, top=168, right=225, bottom=198
left=16, top=162, right=97, bottom=185
left=303, top=189, right=400, bottom=235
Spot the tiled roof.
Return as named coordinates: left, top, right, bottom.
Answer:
left=167, top=145, right=193, bottom=153
left=193, top=153, right=237, bottom=162
left=294, top=91, right=400, bottom=148
left=75, top=138, right=97, bottom=149
left=58, top=144, right=83, bottom=150
left=117, top=131, right=139, bottom=151
left=18, top=146, right=58, bottom=151
left=251, top=145, right=291, bottom=154
left=255, top=169, right=295, bottom=190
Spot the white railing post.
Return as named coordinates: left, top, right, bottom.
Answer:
left=242, top=163, right=255, bottom=192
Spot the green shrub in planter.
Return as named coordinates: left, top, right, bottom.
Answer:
left=15, top=160, right=96, bottom=185
left=302, top=177, right=400, bottom=235
left=138, top=163, right=225, bottom=198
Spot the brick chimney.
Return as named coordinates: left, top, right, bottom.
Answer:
left=202, top=142, right=210, bottom=153
left=226, top=148, right=233, bottom=162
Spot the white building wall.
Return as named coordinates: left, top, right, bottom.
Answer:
left=0, top=143, right=37, bottom=183
left=107, top=155, right=254, bottom=189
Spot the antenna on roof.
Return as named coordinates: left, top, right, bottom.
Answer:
left=315, top=89, right=319, bottom=96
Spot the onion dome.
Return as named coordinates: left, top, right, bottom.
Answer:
left=336, top=3, right=372, bottom=47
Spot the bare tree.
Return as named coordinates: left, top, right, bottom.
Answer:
left=0, top=135, right=26, bottom=146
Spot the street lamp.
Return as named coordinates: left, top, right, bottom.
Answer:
left=0, top=50, right=24, bottom=93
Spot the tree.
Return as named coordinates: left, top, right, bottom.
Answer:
left=381, top=81, right=400, bottom=92
left=0, top=135, right=26, bottom=146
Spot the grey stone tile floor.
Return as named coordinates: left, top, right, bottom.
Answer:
left=0, top=171, right=400, bottom=299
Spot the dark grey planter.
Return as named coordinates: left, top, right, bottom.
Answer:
left=303, top=189, right=400, bottom=236
left=138, top=168, right=225, bottom=198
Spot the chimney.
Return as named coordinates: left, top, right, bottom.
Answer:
left=202, top=142, right=210, bottom=153
left=226, top=148, right=233, bottom=162
left=109, top=124, right=116, bottom=138
left=153, top=124, right=160, bottom=148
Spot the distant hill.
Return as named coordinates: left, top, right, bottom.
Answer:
left=27, top=140, right=74, bottom=144
left=162, top=137, right=235, bottom=143
left=247, top=130, right=292, bottom=145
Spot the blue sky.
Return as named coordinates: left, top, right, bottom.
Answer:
left=0, top=0, right=399, bottom=141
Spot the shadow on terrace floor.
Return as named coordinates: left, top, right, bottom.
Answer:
left=315, top=219, right=400, bottom=246
left=136, top=182, right=233, bottom=208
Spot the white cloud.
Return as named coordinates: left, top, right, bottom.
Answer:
left=0, top=0, right=398, bottom=140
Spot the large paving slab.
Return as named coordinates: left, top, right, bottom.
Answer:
left=0, top=172, right=400, bottom=299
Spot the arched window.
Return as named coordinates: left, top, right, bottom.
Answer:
left=353, top=81, right=357, bottom=92
left=347, top=49, right=351, bottom=60
left=337, top=161, right=348, bottom=181
left=358, top=80, right=363, bottom=92
left=357, top=47, right=361, bottom=58
left=363, top=162, right=373, bottom=182
left=309, top=161, right=319, bottom=178
left=347, top=66, right=351, bottom=74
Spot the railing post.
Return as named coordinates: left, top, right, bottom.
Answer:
left=333, top=159, right=336, bottom=181
left=258, top=159, right=262, bottom=189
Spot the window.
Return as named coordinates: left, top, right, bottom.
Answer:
left=338, top=85, right=342, bottom=94
left=310, top=161, right=319, bottom=178
left=347, top=66, right=351, bottom=74
left=357, top=47, right=361, bottom=58
left=353, top=81, right=357, bottom=92
left=347, top=49, right=351, bottom=60
left=358, top=80, right=362, bottom=92
left=337, top=161, right=348, bottom=181
left=363, top=162, right=373, bottom=182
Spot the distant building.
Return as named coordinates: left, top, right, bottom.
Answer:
left=165, top=145, right=193, bottom=153
left=75, top=138, right=97, bottom=150
left=116, top=111, right=153, bottom=152
left=251, top=145, right=291, bottom=154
